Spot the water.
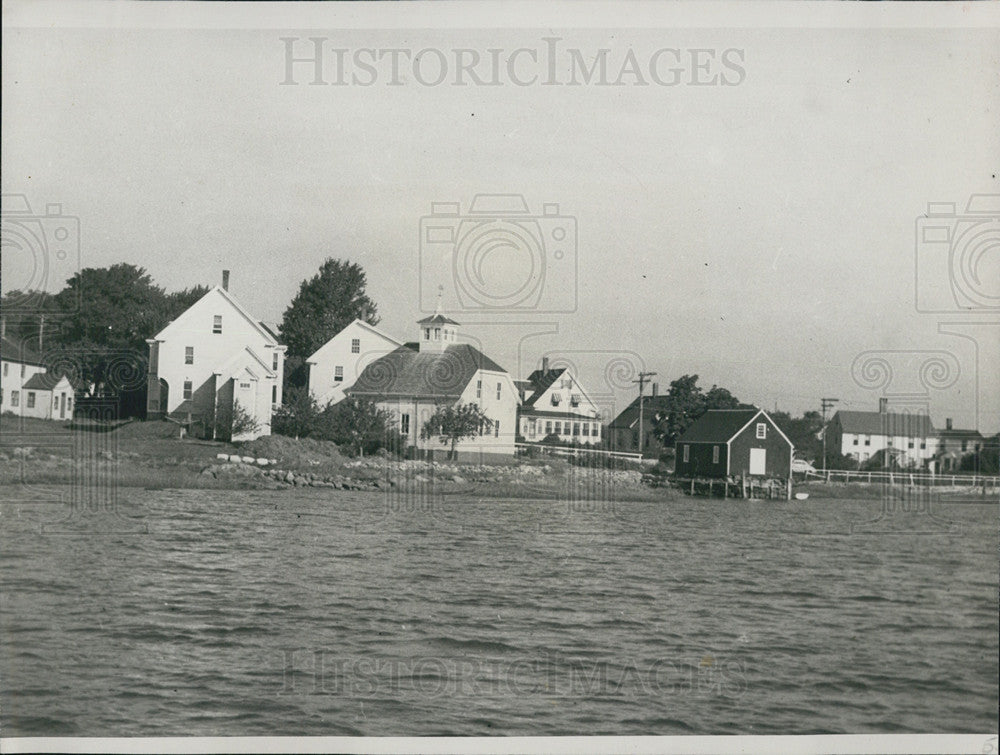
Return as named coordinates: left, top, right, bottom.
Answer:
left=1, top=487, right=997, bottom=736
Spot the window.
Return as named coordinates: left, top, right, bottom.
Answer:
left=907, top=439, right=914, bottom=449
left=183, top=381, right=192, bottom=400
left=273, top=353, right=279, bottom=370
left=272, top=386, right=277, bottom=405
left=920, top=441, right=926, bottom=450
left=401, top=414, right=410, bottom=435
left=683, top=444, right=690, bottom=463
left=545, top=421, right=552, bottom=435
left=961, top=440, right=968, bottom=452
left=11, top=391, right=19, bottom=407
left=476, top=380, right=482, bottom=399
left=632, top=430, right=639, bottom=445
left=572, top=422, right=579, bottom=436
left=2, top=363, right=7, bottom=376
left=239, top=382, right=251, bottom=390
left=21, top=365, right=25, bottom=377
left=27, top=392, right=36, bottom=408
left=582, top=423, right=589, bottom=437
left=887, top=437, right=894, bottom=447
left=351, top=338, right=360, bottom=354
left=213, top=315, right=222, bottom=334
left=592, top=424, right=600, bottom=439
left=713, top=445, right=720, bottom=463
left=496, top=382, right=502, bottom=400
left=334, top=366, right=344, bottom=382
left=528, top=419, right=536, bottom=436
left=571, top=394, right=580, bottom=407
left=853, top=436, right=859, bottom=445
left=864, top=435, right=871, bottom=446
left=554, top=421, right=562, bottom=435
left=495, top=420, right=500, bottom=438
left=424, top=328, right=430, bottom=339
left=185, top=346, right=194, bottom=365
left=551, top=394, right=560, bottom=406
left=756, top=423, right=766, bottom=439
left=434, top=328, right=441, bottom=339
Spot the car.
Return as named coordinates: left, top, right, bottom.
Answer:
left=791, top=459, right=817, bottom=474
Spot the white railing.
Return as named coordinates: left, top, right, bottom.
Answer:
left=515, top=442, right=644, bottom=462
left=805, top=469, right=999, bottom=487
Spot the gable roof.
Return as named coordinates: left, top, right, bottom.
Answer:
left=937, top=428, right=984, bottom=440
left=607, top=395, right=673, bottom=430
left=348, top=343, right=507, bottom=399
left=521, top=368, right=565, bottom=406
left=1, top=335, right=46, bottom=366
left=678, top=408, right=762, bottom=443
left=22, top=372, right=74, bottom=391
left=306, top=319, right=403, bottom=363
left=834, top=410, right=935, bottom=437
left=214, top=346, right=276, bottom=382
left=153, top=286, right=282, bottom=346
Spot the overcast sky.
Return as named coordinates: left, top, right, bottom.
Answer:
left=3, top=3, right=998, bottom=431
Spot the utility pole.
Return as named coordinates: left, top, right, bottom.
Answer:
left=820, top=397, right=839, bottom=471
left=632, top=371, right=657, bottom=458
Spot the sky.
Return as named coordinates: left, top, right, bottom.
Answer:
left=3, top=2, right=999, bottom=432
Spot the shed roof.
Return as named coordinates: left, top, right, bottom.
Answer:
left=834, top=410, right=935, bottom=437
left=348, top=343, right=507, bottom=399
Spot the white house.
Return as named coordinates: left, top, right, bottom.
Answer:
left=347, top=313, right=518, bottom=459
left=1, top=334, right=75, bottom=420
left=306, top=319, right=402, bottom=406
left=145, top=273, right=286, bottom=441
left=517, top=357, right=602, bottom=445
left=826, top=406, right=938, bottom=468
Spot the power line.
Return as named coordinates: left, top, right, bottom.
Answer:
left=632, top=372, right=657, bottom=458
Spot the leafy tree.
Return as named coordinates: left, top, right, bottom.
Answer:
left=771, top=410, right=824, bottom=462
left=319, top=397, right=397, bottom=457
left=420, top=402, right=493, bottom=460
left=651, top=374, right=749, bottom=447
left=215, top=399, right=260, bottom=441
left=272, top=386, right=323, bottom=439
left=279, top=258, right=380, bottom=360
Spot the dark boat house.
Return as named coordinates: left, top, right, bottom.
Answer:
left=674, top=407, right=793, bottom=479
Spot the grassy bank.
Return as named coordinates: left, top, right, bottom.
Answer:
left=0, top=417, right=678, bottom=501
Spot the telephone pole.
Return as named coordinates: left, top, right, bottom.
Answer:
left=632, top=371, right=657, bottom=458
left=820, top=397, right=839, bottom=471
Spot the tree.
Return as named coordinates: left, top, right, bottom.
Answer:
left=215, top=400, right=260, bottom=441
left=771, top=410, right=824, bottom=462
left=319, top=397, right=398, bottom=457
left=650, top=374, right=750, bottom=448
left=420, top=402, right=493, bottom=460
left=271, top=386, right=323, bottom=439
left=279, top=258, right=380, bottom=361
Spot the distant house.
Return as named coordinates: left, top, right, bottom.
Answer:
left=826, top=404, right=937, bottom=468
left=145, top=272, right=286, bottom=440
left=306, top=319, right=402, bottom=406
left=935, top=418, right=984, bottom=472
left=606, top=388, right=671, bottom=458
left=1, top=334, right=76, bottom=420
left=516, top=357, right=602, bottom=445
left=674, top=407, right=793, bottom=479
left=347, top=314, right=517, bottom=460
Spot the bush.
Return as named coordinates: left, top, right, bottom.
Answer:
left=214, top=400, right=259, bottom=441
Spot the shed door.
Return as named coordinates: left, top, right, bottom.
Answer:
left=749, top=448, right=766, bottom=476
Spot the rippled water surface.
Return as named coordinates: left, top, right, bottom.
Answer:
left=1, top=487, right=996, bottom=736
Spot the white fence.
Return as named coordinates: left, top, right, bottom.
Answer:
left=515, top=443, right=645, bottom=462
left=805, top=469, right=999, bottom=488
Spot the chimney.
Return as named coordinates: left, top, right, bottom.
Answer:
left=878, top=397, right=888, bottom=413
left=946, top=418, right=953, bottom=431
left=652, top=382, right=658, bottom=397
left=222, top=270, right=230, bottom=291
left=542, top=356, right=549, bottom=373
left=359, top=306, right=368, bottom=323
